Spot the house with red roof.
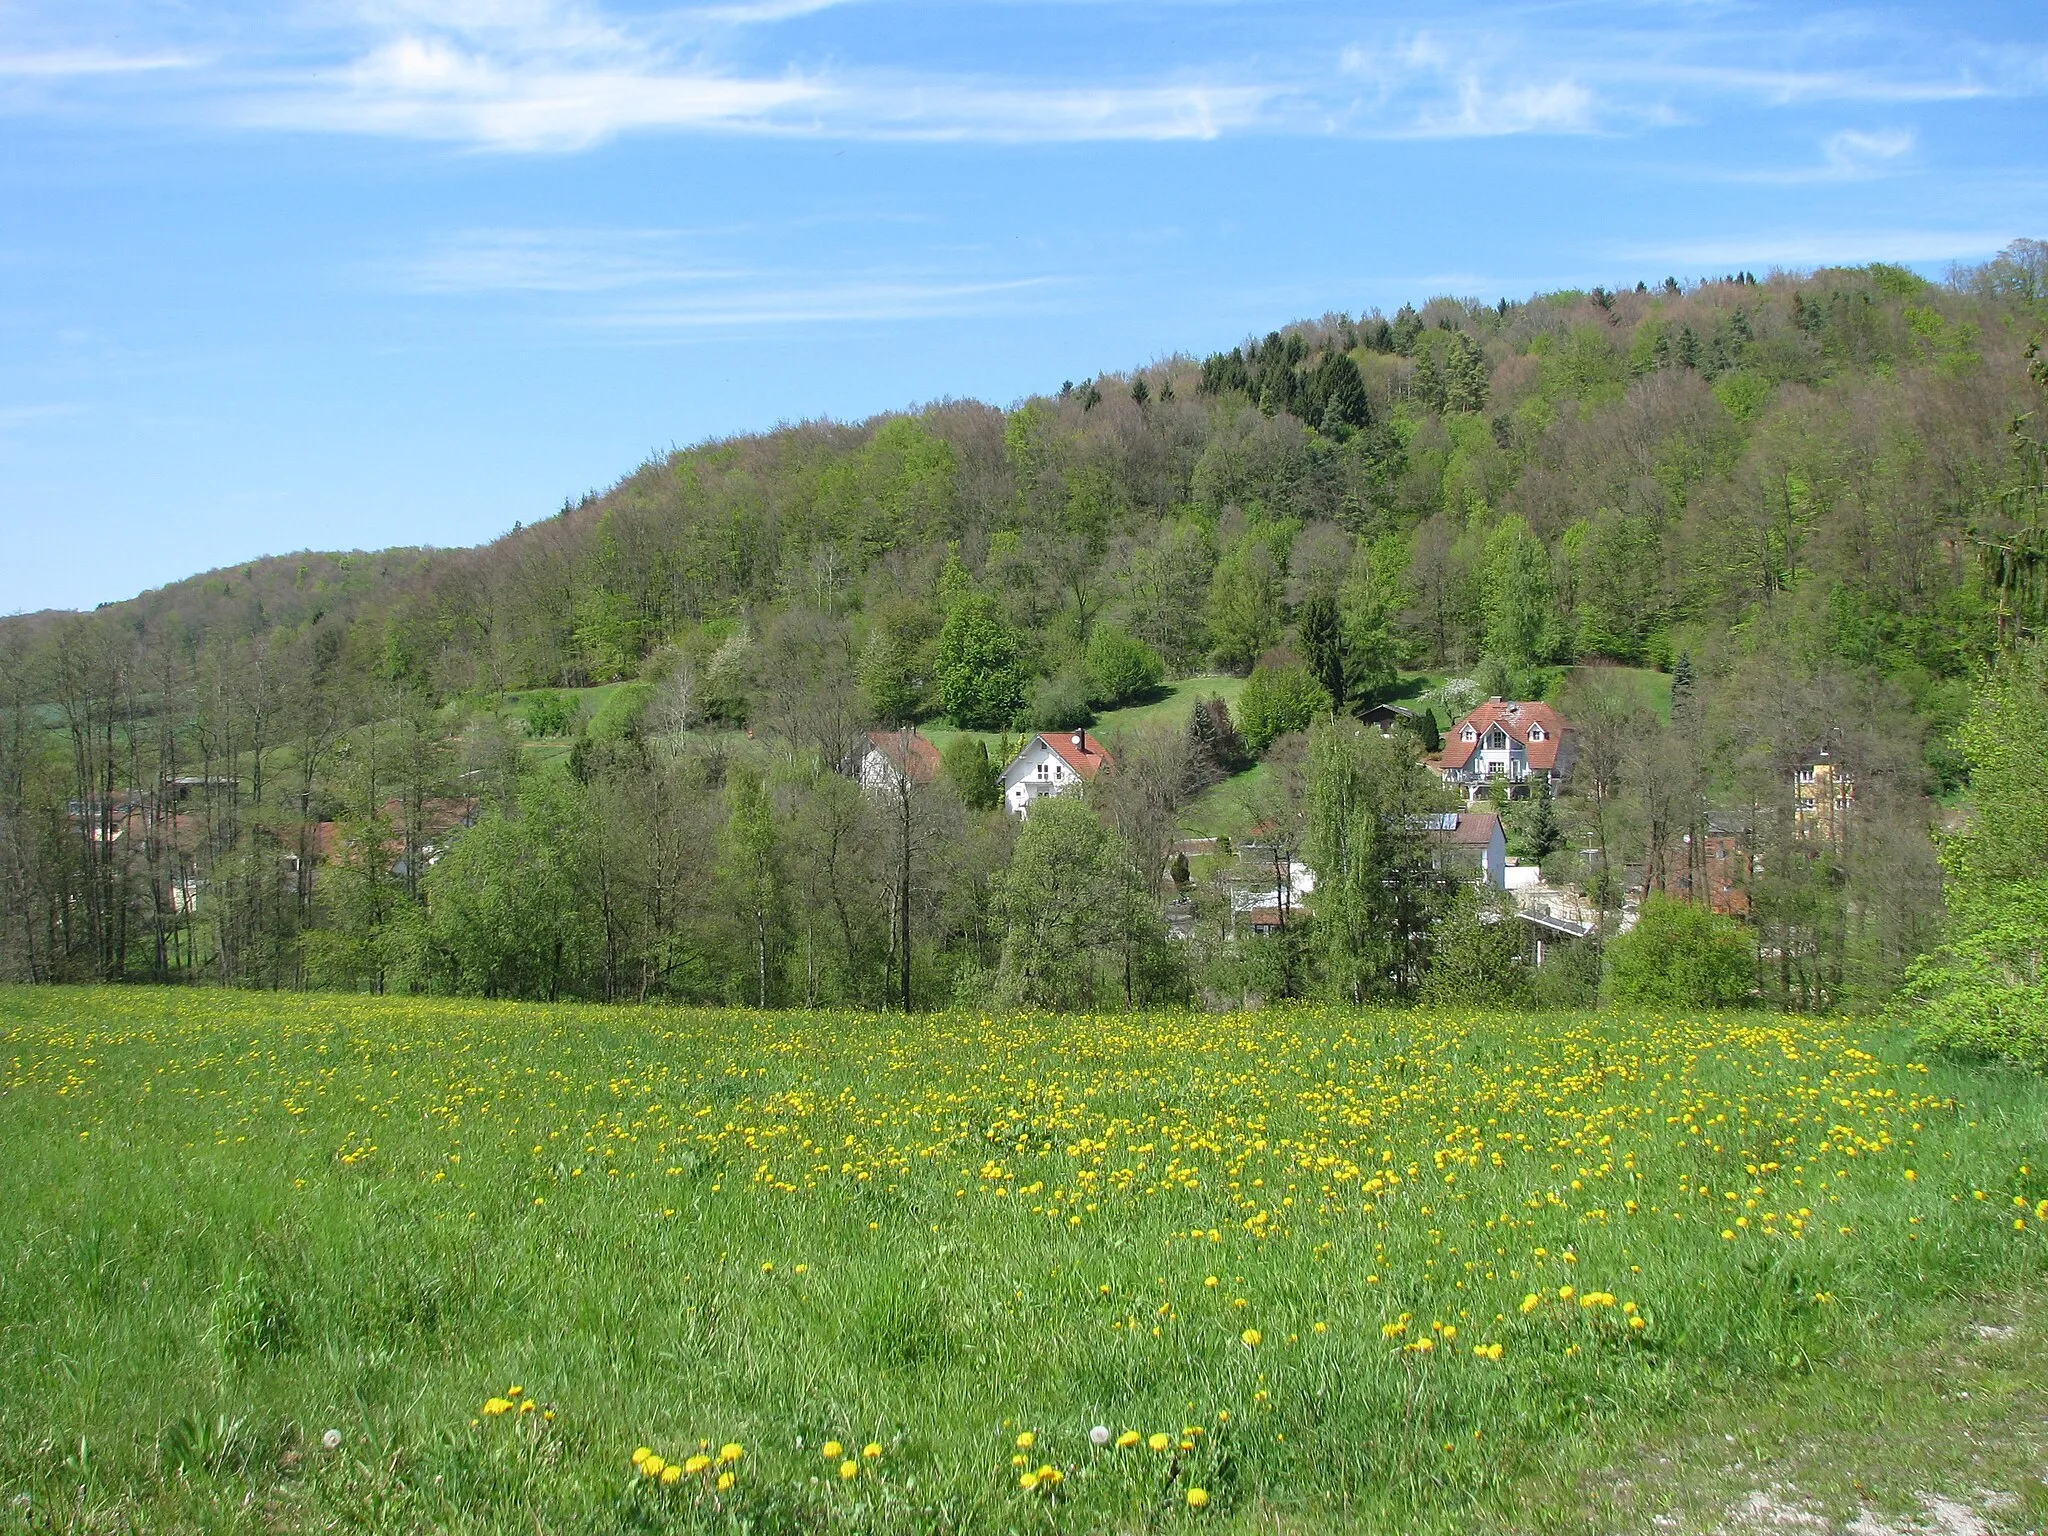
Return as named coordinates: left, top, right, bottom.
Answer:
left=1000, top=730, right=1114, bottom=817
left=1414, top=810, right=1509, bottom=888
left=1430, top=699, right=1574, bottom=802
left=859, top=728, right=942, bottom=793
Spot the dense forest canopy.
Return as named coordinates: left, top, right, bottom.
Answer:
left=4, top=243, right=2047, bottom=1019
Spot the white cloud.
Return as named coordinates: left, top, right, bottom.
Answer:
left=0, top=49, right=197, bottom=77
left=3, top=2, right=2046, bottom=153
left=1408, top=75, right=1595, bottom=138
left=395, top=226, right=1063, bottom=326
left=248, top=36, right=824, bottom=150
left=687, top=0, right=861, bottom=24
left=596, top=275, right=1060, bottom=327
left=401, top=228, right=749, bottom=291
left=1822, top=126, right=1914, bottom=173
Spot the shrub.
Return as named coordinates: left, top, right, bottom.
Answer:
left=1421, top=890, right=1531, bottom=1008
left=940, top=737, right=1002, bottom=811
left=587, top=683, right=654, bottom=743
left=1236, top=660, right=1330, bottom=754
left=1023, top=671, right=1094, bottom=732
left=1603, top=895, right=1752, bottom=1007
left=522, top=691, right=576, bottom=739
left=1187, top=696, right=1249, bottom=782
left=1083, top=624, right=1164, bottom=708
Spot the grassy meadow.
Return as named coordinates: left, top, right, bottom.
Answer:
left=3, top=989, right=2046, bottom=1534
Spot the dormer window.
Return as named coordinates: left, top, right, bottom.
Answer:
left=1462, top=727, right=1476, bottom=742
left=1529, top=724, right=1544, bottom=741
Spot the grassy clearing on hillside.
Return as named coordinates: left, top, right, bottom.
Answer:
left=923, top=674, right=1252, bottom=763
left=1553, top=665, right=1674, bottom=724
left=2, top=991, right=2045, bottom=1535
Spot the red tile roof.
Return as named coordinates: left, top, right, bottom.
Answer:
left=1038, top=730, right=1113, bottom=780
left=1434, top=699, right=1572, bottom=771
left=866, top=729, right=942, bottom=786
left=1432, top=811, right=1502, bottom=846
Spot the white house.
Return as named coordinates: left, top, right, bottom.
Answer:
left=1415, top=811, right=1508, bottom=889
left=1430, top=699, right=1574, bottom=802
left=1000, top=731, right=1113, bottom=817
left=858, top=728, right=941, bottom=793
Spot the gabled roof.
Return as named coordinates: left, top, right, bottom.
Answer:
left=1435, top=699, right=1572, bottom=771
left=1015, top=730, right=1114, bottom=781
left=1415, top=810, right=1502, bottom=846
left=866, top=729, right=941, bottom=786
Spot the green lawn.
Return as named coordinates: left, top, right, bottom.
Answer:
left=924, top=673, right=1252, bottom=766
left=4, top=988, right=2045, bottom=1535
left=1551, top=665, right=1674, bottom=724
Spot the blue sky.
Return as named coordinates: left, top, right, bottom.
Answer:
left=2, top=1, right=2043, bottom=615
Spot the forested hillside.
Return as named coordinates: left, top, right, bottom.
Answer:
left=4, top=242, right=2046, bottom=1015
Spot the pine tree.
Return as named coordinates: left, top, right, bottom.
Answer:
left=1416, top=708, right=1441, bottom=755
left=1297, top=591, right=1347, bottom=713
left=1527, top=773, right=1561, bottom=858
left=1671, top=649, right=1696, bottom=709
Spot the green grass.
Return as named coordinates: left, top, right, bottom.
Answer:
left=1503, top=1277, right=2048, bottom=1535
left=3, top=991, right=2045, bottom=1535
left=923, top=674, right=1251, bottom=765
left=1551, top=665, right=1674, bottom=724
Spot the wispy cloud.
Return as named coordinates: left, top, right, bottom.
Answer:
left=0, top=49, right=199, bottom=78
left=219, top=0, right=1280, bottom=149
left=401, top=227, right=750, bottom=291
left=1338, top=36, right=1606, bottom=139
left=1822, top=126, right=1915, bottom=175
left=5, top=2, right=2047, bottom=154
left=396, top=226, right=1064, bottom=326
left=597, top=275, right=1061, bottom=328
left=686, top=0, right=862, bottom=24
left=1724, top=124, right=1919, bottom=184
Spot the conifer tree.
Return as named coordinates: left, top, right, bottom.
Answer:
left=1297, top=591, right=1348, bottom=713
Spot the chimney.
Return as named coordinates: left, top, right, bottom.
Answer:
left=1072, top=732, right=1085, bottom=751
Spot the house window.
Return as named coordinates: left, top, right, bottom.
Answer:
left=1462, top=727, right=1476, bottom=742
left=1036, top=762, right=1049, bottom=780
left=1529, top=724, right=1544, bottom=741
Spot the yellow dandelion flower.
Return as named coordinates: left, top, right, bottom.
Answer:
left=1241, top=1328, right=1262, bottom=1347
left=631, top=1447, right=652, bottom=1467
left=822, top=1441, right=844, bottom=1461
left=718, top=1443, right=744, bottom=1464
left=1116, top=1430, right=1141, bottom=1449
left=641, top=1457, right=665, bottom=1478
left=863, top=1443, right=882, bottom=1459
left=482, top=1398, right=513, bottom=1416
left=1519, top=1293, right=1541, bottom=1315
left=1187, top=1487, right=1211, bottom=1509
left=715, top=1471, right=735, bottom=1492
left=838, top=1460, right=858, bottom=1480
left=660, top=1464, right=682, bottom=1486
left=1015, top=1431, right=1035, bottom=1450
left=684, top=1454, right=711, bottom=1475
left=1148, top=1432, right=1172, bottom=1452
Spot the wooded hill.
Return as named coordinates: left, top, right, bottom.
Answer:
left=3, top=242, right=2045, bottom=1013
